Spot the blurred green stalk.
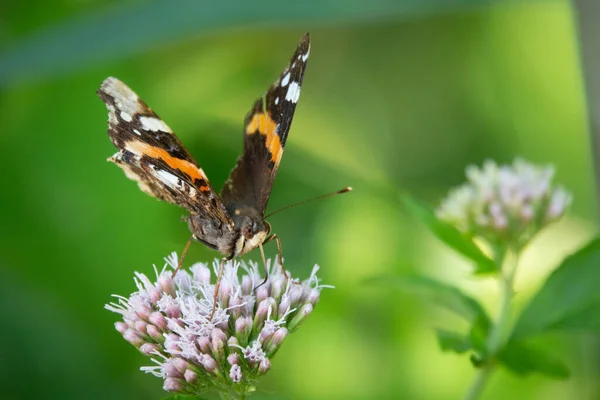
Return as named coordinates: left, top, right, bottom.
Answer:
left=464, top=251, right=518, bottom=400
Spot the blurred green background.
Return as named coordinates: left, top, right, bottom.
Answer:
left=1, top=0, right=598, bottom=399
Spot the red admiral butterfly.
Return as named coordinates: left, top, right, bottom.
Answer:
left=99, top=33, right=348, bottom=317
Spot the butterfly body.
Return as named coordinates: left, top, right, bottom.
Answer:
left=98, top=34, right=310, bottom=260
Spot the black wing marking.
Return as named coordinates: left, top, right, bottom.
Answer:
left=221, top=33, right=311, bottom=214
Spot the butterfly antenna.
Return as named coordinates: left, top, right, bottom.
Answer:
left=264, top=186, right=352, bottom=218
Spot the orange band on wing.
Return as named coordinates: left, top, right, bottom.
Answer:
left=125, top=141, right=208, bottom=184
left=245, top=112, right=282, bottom=164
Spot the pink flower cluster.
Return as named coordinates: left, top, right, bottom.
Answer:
left=106, top=253, right=330, bottom=397
left=437, top=158, right=571, bottom=250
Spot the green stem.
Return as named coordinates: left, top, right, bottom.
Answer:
left=463, top=366, right=493, bottom=400
left=463, top=251, right=518, bottom=400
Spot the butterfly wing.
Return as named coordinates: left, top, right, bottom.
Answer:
left=98, top=77, right=233, bottom=226
left=221, top=33, right=311, bottom=215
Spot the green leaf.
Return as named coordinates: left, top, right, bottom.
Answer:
left=436, top=329, right=472, bottom=353
left=498, top=340, right=570, bottom=379
left=370, top=274, right=490, bottom=325
left=374, top=274, right=493, bottom=361
left=512, top=236, right=600, bottom=339
left=400, top=194, right=497, bottom=274
left=469, top=313, right=491, bottom=356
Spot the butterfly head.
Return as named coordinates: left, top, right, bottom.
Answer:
left=232, top=209, right=271, bottom=257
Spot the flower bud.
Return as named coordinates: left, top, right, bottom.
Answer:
left=115, top=321, right=128, bottom=334
left=212, top=328, right=227, bottom=343
left=230, top=364, right=242, bottom=383
left=241, top=296, right=255, bottom=317
left=227, top=336, right=239, bottom=348
left=140, top=343, right=158, bottom=355
left=148, top=287, right=162, bottom=304
left=146, top=324, right=162, bottom=340
left=258, top=358, right=271, bottom=374
left=264, top=328, right=288, bottom=356
left=158, top=273, right=175, bottom=296
left=134, top=320, right=148, bottom=335
left=255, top=286, right=269, bottom=305
left=227, top=353, right=241, bottom=366
left=218, top=281, right=232, bottom=308
left=149, top=312, right=167, bottom=330
left=197, top=336, right=211, bottom=354
left=547, top=188, right=571, bottom=220
left=241, top=275, right=253, bottom=295
left=235, top=316, right=252, bottom=345
left=165, top=304, right=181, bottom=319
left=124, top=318, right=136, bottom=329
left=165, top=333, right=180, bottom=352
left=306, top=288, right=320, bottom=306
left=270, top=278, right=285, bottom=300
left=191, top=263, right=211, bottom=283
left=278, top=296, right=291, bottom=317
left=163, top=377, right=182, bottom=392
left=254, top=298, right=276, bottom=329
left=184, top=369, right=197, bottom=383
left=259, top=323, right=276, bottom=343
left=228, top=294, right=244, bottom=319
left=172, top=357, right=191, bottom=373
left=135, top=305, right=152, bottom=321
left=287, top=284, right=305, bottom=308
left=200, top=354, right=218, bottom=374
left=163, top=360, right=181, bottom=378
left=123, top=329, right=144, bottom=347
left=288, top=304, right=313, bottom=332
left=211, top=329, right=226, bottom=360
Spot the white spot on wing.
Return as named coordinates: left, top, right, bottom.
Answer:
left=120, top=111, right=132, bottom=122
left=106, top=104, right=118, bottom=124
left=133, top=129, right=141, bottom=136
left=274, top=97, right=279, bottom=105
left=139, top=116, right=171, bottom=133
left=155, top=169, right=180, bottom=188
left=281, top=72, right=290, bottom=87
left=151, top=167, right=198, bottom=196
left=100, top=77, right=144, bottom=116
left=285, top=81, right=301, bottom=103
left=301, top=48, right=310, bottom=62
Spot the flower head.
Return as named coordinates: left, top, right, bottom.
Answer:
left=437, top=158, right=571, bottom=251
left=106, top=254, right=331, bottom=397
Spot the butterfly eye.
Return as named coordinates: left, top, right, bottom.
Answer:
left=243, top=224, right=253, bottom=239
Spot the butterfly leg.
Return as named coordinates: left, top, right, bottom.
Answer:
left=264, top=234, right=291, bottom=280
left=254, top=243, right=270, bottom=291
left=209, top=256, right=232, bottom=321
left=172, top=236, right=193, bottom=278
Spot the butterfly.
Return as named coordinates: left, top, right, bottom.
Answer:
left=98, top=34, right=311, bottom=305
